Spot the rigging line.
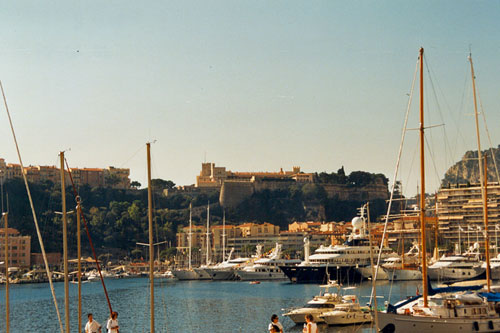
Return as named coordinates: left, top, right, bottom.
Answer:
left=118, top=143, right=146, bottom=169
left=423, top=54, right=456, bottom=167
left=369, top=57, right=419, bottom=306
left=477, top=89, right=500, bottom=183
left=63, top=157, right=114, bottom=316
left=1, top=81, right=64, bottom=333
left=424, top=135, right=443, bottom=191
left=403, top=135, right=418, bottom=198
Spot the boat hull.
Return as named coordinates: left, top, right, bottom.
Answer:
left=356, top=265, right=388, bottom=280
left=283, top=309, right=327, bottom=324
left=236, top=268, right=287, bottom=281
left=279, top=265, right=362, bottom=284
left=172, top=269, right=201, bottom=280
left=378, top=311, right=500, bottom=333
left=321, top=310, right=372, bottom=325
left=427, top=267, right=485, bottom=282
left=204, top=268, right=236, bottom=280
left=193, top=268, right=212, bottom=280
left=384, top=268, right=422, bottom=281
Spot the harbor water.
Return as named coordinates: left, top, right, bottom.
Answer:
left=0, top=278, right=422, bottom=332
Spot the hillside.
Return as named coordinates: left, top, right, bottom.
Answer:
left=442, top=145, right=500, bottom=186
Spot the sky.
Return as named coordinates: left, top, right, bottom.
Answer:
left=1, top=1, right=500, bottom=196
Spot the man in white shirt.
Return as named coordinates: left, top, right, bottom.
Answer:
left=107, top=311, right=119, bottom=333
left=85, top=313, right=102, bottom=333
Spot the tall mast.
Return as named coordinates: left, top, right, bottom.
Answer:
left=77, top=198, right=82, bottom=333
left=206, top=202, right=210, bottom=265
left=3, top=212, right=9, bottom=333
left=60, top=152, right=70, bottom=333
left=366, top=203, right=379, bottom=330
left=469, top=54, right=491, bottom=292
left=484, top=155, right=491, bottom=291
left=419, top=47, right=429, bottom=307
left=188, top=202, right=192, bottom=270
left=222, top=208, right=226, bottom=261
left=147, top=142, right=154, bottom=332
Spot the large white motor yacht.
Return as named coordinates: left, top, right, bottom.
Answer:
left=428, top=244, right=484, bottom=282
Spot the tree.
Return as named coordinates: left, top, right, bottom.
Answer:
left=131, top=181, right=141, bottom=189
left=151, top=179, right=175, bottom=190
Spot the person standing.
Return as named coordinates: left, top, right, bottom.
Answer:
left=85, top=313, right=102, bottom=333
left=106, top=311, right=119, bottom=333
left=268, top=314, right=284, bottom=333
left=303, top=314, right=318, bottom=333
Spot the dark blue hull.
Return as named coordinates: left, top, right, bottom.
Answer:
left=278, top=265, right=363, bottom=284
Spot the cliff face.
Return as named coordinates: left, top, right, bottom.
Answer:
left=442, top=146, right=500, bottom=186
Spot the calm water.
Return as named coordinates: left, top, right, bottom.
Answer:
left=0, top=278, right=421, bottom=332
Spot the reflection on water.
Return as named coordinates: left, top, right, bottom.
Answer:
left=0, top=278, right=421, bottom=332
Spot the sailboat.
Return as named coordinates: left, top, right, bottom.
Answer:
left=192, top=203, right=213, bottom=280
left=171, top=203, right=202, bottom=280
left=377, top=48, right=500, bottom=332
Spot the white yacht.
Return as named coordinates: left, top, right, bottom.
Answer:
left=203, top=252, right=250, bottom=280
left=280, top=207, right=394, bottom=284
left=203, top=247, right=259, bottom=280
left=235, top=243, right=301, bottom=281
left=356, top=264, right=389, bottom=280
left=382, top=243, right=422, bottom=281
left=483, top=254, right=500, bottom=280
left=283, top=281, right=343, bottom=324
left=428, top=244, right=484, bottom=282
left=172, top=269, right=202, bottom=280
left=319, top=291, right=372, bottom=325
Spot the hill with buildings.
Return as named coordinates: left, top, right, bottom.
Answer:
left=1, top=161, right=392, bottom=262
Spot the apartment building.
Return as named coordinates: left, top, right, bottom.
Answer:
left=0, top=157, right=130, bottom=189
left=0, top=228, right=31, bottom=268
left=437, top=183, right=500, bottom=248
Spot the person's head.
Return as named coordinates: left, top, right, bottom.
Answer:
left=87, top=313, right=93, bottom=322
left=112, top=311, right=118, bottom=319
left=305, top=314, right=314, bottom=323
left=271, top=314, right=279, bottom=323
left=270, top=324, right=280, bottom=333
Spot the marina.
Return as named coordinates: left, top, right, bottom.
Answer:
left=0, top=277, right=421, bottom=332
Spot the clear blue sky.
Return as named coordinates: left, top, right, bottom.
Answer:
left=1, top=1, right=499, bottom=195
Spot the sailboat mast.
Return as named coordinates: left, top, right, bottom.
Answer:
left=469, top=54, right=491, bottom=292
left=222, top=208, right=226, bottom=261
left=188, top=202, right=192, bottom=270
left=146, top=142, right=155, bottom=332
left=484, top=155, right=491, bottom=291
left=206, top=202, right=210, bottom=265
left=60, top=152, right=70, bottom=333
left=4, top=212, right=9, bottom=333
left=77, top=199, right=82, bottom=333
left=419, top=47, right=429, bottom=307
